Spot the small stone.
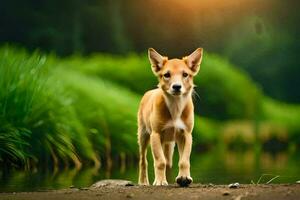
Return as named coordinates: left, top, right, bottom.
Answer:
left=223, top=191, right=230, bottom=196
left=69, top=185, right=75, bottom=189
left=228, top=182, right=240, bottom=189
left=125, top=182, right=134, bottom=186
left=208, top=183, right=214, bottom=187
left=91, top=179, right=134, bottom=188
left=296, top=180, right=300, bottom=184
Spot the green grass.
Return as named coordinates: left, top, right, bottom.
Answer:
left=0, top=47, right=86, bottom=168
left=58, top=68, right=139, bottom=161
left=0, top=46, right=299, bottom=169
left=0, top=47, right=141, bottom=168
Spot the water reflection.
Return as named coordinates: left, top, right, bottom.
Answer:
left=190, top=148, right=300, bottom=184
left=1, top=148, right=299, bottom=192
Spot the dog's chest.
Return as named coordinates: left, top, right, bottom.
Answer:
left=161, top=118, right=185, bottom=141
left=163, top=96, right=187, bottom=130
left=164, top=118, right=186, bottom=131
left=160, top=95, right=189, bottom=142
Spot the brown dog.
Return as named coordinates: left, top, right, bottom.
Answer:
left=137, top=48, right=203, bottom=186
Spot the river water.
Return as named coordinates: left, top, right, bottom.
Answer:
left=1, top=148, right=299, bottom=192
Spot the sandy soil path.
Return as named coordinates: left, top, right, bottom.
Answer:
left=1, top=184, right=299, bottom=200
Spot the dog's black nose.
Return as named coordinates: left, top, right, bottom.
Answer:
left=172, top=84, right=182, bottom=91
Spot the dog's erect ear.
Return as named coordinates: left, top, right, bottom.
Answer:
left=148, top=48, right=167, bottom=75
left=185, top=48, right=203, bottom=75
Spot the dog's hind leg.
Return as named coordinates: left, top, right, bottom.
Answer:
left=138, top=127, right=150, bottom=185
left=163, top=142, right=175, bottom=182
left=163, top=142, right=175, bottom=169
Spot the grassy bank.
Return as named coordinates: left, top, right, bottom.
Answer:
left=0, top=46, right=299, bottom=169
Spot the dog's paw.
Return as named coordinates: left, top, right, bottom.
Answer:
left=153, top=179, right=168, bottom=186
left=176, top=176, right=193, bottom=187
left=138, top=178, right=150, bottom=186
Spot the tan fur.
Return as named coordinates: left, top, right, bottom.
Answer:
left=138, top=48, right=203, bottom=186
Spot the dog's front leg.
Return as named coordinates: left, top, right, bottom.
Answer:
left=176, top=131, right=193, bottom=186
left=150, top=132, right=168, bottom=186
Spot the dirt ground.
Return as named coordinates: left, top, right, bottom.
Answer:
left=1, top=184, right=300, bottom=200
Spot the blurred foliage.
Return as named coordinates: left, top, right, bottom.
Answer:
left=1, top=46, right=300, bottom=169
left=0, top=0, right=299, bottom=102
left=0, top=0, right=131, bottom=55
left=62, top=53, right=262, bottom=120
left=223, top=16, right=300, bottom=103
left=261, top=97, right=300, bottom=145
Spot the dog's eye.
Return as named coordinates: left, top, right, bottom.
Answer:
left=183, top=72, right=189, bottom=78
left=163, top=72, right=171, bottom=78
